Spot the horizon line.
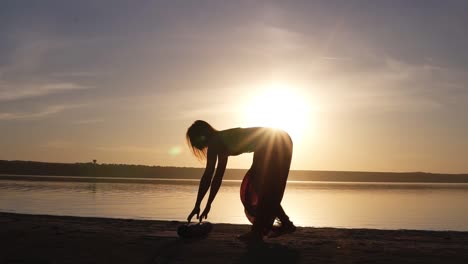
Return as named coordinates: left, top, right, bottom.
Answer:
left=1, top=159, right=467, bottom=176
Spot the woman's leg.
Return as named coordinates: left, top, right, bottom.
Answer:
left=239, top=130, right=294, bottom=240
left=272, top=205, right=296, bottom=235
left=253, top=130, right=293, bottom=234
left=238, top=145, right=267, bottom=241
left=271, top=132, right=295, bottom=234
left=276, top=205, right=292, bottom=225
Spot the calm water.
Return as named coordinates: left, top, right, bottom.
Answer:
left=1, top=177, right=468, bottom=231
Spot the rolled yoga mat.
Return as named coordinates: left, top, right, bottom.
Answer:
left=177, top=222, right=213, bottom=238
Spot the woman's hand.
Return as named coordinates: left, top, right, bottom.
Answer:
left=199, top=204, right=211, bottom=221
left=187, top=206, right=200, bottom=223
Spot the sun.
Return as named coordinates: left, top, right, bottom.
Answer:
left=242, top=83, right=311, bottom=140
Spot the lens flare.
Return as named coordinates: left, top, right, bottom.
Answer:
left=168, top=146, right=182, bottom=156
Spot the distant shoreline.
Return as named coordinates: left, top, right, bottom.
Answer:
left=1, top=160, right=468, bottom=183
left=3, top=174, right=468, bottom=185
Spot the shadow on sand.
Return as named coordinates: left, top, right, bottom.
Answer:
left=238, top=241, right=300, bottom=264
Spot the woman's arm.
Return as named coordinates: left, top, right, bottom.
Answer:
left=187, top=147, right=217, bottom=222
left=199, top=154, right=228, bottom=221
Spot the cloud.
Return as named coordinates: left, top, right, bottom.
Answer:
left=41, top=140, right=74, bottom=149
left=94, top=145, right=161, bottom=154
left=0, top=82, right=91, bottom=102
left=0, top=104, right=86, bottom=121
left=175, top=104, right=240, bottom=120
left=310, top=54, right=468, bottom=113
left=71, top=119, right=104, bottom=125
left=0, top=32, right=97, bottom=110
left=319, top=56, right=351, bottom=61
left=51, top=71, right=101, bottom=77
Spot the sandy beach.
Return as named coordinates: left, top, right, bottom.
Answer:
left=1, top=212, right=467, bottom=264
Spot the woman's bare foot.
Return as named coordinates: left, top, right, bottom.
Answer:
left=237, top=230, right=263, bottom=242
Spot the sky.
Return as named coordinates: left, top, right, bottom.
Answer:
left=1, top=1, right=467, bottom=173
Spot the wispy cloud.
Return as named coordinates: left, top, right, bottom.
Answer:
left=94, top=145, right=161, bottom=154
left=0, top=82, right=91, bottom=102
left=311, top=55, right=468, bottom=114
left=319, top=56, right=351, bottom=61
left=41, top=140, right=74, bottom=149
left=51, top=71, right=101, bottom=77
left=175, top=104, right=240, bottom=120
left=0, top=104, right=86, bottom=121
left=71, top=118, right=104, bottom=125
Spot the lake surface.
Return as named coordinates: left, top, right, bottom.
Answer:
left=1, top=177, right=468, bottom=231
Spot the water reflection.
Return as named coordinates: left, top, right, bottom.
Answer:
left=1, top=179, right=468, bottom=231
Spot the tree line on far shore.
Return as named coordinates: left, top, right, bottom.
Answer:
left=1, top=160, right=468, bottom=183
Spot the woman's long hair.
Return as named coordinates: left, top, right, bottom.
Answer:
left=186, top=120, right=217, bottom=160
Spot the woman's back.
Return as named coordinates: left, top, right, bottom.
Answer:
left=217, top=127, right=268, bottom=156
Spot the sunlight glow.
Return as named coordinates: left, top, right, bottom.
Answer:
left=242, top=83, right=311, bottom=141
left=168, top=146, right=182, bottom=156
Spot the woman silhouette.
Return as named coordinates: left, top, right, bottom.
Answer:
left=186, top=120, right=296, bottom=241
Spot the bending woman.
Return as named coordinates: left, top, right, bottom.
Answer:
left=186, top=120, right=296, bottom=241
